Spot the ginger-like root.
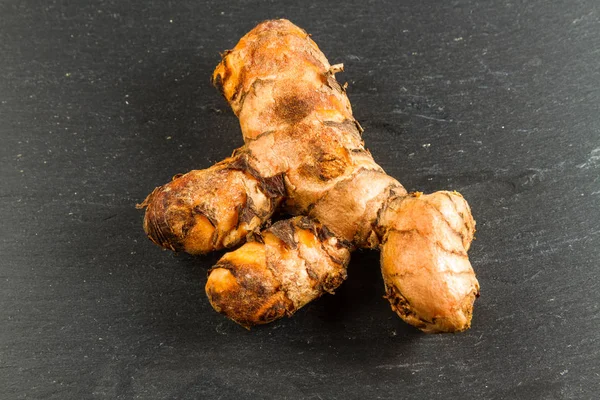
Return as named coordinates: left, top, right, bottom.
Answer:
left=138, top=155, right=285, bottom=254
left=206, top=217, right=350, bottom=327
left=379, top=191, right=479, bottom=332
left=140, top=19, right=480, bottom=333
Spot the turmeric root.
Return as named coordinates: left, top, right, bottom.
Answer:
left=139, top=156, right=284, bottom=254
left=206, top=217, right=350, bottom=327
left=139, top=19, right=480, bottom=333
left=378, top=191, right=477, bottom=333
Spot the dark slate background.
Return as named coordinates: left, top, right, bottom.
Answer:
left=1, top=1, right=599, bottom=399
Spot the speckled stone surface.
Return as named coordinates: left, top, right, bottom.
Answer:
left=2, top=1, right=599, bottom=398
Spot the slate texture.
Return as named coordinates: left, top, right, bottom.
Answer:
left=1, top=1, right=599, bottom=399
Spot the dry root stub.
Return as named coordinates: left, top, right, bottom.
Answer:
left=139, top=19, right=480, bottom=333
left=138, top=155, right=285, bottom=254
left=378, top=191, right=479, bottom=333
left=206, top=217, right=350, bottom=327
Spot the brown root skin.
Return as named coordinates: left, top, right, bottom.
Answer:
left=210, top=18, right=408, bottom=248
left=206, top=242, right=294, bottom=327
left=139, top=156, right=283, bottom=254
left=205, top=217, right=350, bottom=327
left=378, top=191, right=479, bottom=333
left=142, top=19, right=480, bottom=333
left=143, top=18, right=405, bottom=254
